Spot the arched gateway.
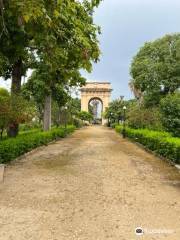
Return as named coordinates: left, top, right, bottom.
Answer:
left=80, top=82, right=112, bottom=125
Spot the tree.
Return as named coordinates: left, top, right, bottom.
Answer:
left=52, top=97, right=81, bottom=127
left=0, top=0, right=102, bottom=134
left=67, top=98, right=81, bottom=119
left=78, top=111, right=93, bottom=123
left=64, top=98, right=81, bottom=124
left=160, top=92, right=180, bottom=136
left=104, top=99, right=134, bottom=124
left=0, top=0, right=55, bottom=135
left=0, top=0, right=51, bottom=92
left=7, top=95, right=36, bottom=137
left=130, top=34, right=180, bottom=105
left=37, top=0, right=101, bottom=131
left=127, top=104, right=163, bottom=130
left=0, top=88, right=35, bottom=138
left=23, top=67, right=86, bottom=130
left=0, top=87, right=9, bottom=98
left=0, top=88, right=10, bottom=139
left=23, top=0, right=101, bottom=131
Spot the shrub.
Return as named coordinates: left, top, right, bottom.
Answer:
left=78, top=111, right=93, bottom=122
left=115, top=125, right=180, bottom=163
left=0, top=125, right=75, bottom=163
left=0, top=88, right=11, bottom=139
left=160, top=93, right=180, bottom=137
left=19, top=122, right=42, bottom=132
left=72, top=118, right=83, bottom=128
left=127, top=104, right=163, bottom=130
left=110, top=123, right=119, bottom=128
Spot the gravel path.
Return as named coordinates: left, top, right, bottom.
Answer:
left=0, top=126, right=180, bottom=240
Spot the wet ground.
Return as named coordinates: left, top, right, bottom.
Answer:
left=0, top=126, right=180, bottom=240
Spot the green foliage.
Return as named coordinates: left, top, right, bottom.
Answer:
left=0, top=0, right=101, bottom=134
left=8, top=95, right=36, bottom=125
left=0, top=90, right=36, bottom=138
left=72, top=118, right=83, bottom=128
left=104, top=99, right=124, bottom=122
left=0, top=88, right=10, bottom=138
left=51, top=97, right=81, bottom=127
left=19, top=123, right=42, bottom=132
left=67, top=98, right=81, bottom=118
left=78, top=111, right=93, bottom=122
left=115, top=125, right=180, bottom=163
left=110, top=123, right=119, bottom=129
left=130, top=34, right=180, bottom=104
left=0, top=125, right=75, bottom=163
left=127, top=104, right=163, bottom=130
left=0, top=88, right=9, bottom=98
left=160, top=92, right=180, bottom=136
left=104, top=99, right=133, bottom=123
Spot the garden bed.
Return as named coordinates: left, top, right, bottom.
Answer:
left=115, top=125, right=180, bottom=164
left=0, top=125, right=75, bottom=164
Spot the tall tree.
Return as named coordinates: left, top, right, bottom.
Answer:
left=130, top=34, right=180, bottom=105
left=160, top=92, right=180, bottom=136
left=25, top=0, right=101, bottom=131
left=0, top=0, right=101, bottom=133
left=0, top=0, right=54, bottom=135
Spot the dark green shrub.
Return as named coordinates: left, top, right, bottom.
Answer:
left=73, top=118, right=83, bottom=128
left=115, top=125, right=180, bottom=163
left=19, top=122, right=42, bottom=132
left=78, top=111, right=93, bottom=122
left=110, top=123, right=118, bottom=128
left=0, top=125, right=75, bottom=163
left=160, top=93, right=180, bottom=137
left=127, top=104, right=163, bottom=130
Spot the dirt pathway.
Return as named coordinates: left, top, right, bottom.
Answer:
left=0, top=126, right=180, bottom=240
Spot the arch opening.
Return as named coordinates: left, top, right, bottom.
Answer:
left=88, top=97, right=103, bottom=125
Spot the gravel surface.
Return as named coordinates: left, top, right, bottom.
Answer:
left=0, top=126, right=180, bottom=240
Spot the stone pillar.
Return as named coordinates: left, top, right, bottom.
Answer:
left=81, top=94, right=89, bottom=112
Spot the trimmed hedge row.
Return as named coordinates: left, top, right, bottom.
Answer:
left=0, top=125, right=75, bottom=163
left=115, top=125, right=180, bottom=164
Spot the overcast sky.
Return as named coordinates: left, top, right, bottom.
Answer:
left=82, top=0, right=180, bottom=100
left=1, top=0, right=180, bottom=100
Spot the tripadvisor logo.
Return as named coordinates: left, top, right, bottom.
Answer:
left=135, top=227, right=144, bottom=236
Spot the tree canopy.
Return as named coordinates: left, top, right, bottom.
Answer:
left=0, top=0, right=102, bottom=134
left=160, top=92, right=180, bottom=136
left=130, top=34, right=180, bottom=104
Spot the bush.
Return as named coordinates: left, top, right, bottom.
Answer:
left=78, top=111, right=93, bottom=122
left=127, top=104, right=163, bottom=130
left=72, top=118, right=83, bottom=128
left=160, top=93, right=180, bottom=137
left=19, top=122, right=42, bottom=132
left=0, top=125, right=75, bottom=163
left=115, top=125, right=180, bottom=163
left=110, top=123, right=119, bottom=128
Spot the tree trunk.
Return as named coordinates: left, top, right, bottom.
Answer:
left=43, top=95, right=52, bottom=131
left=58, top=106, right=61, bottom=126
left=11, top=59, right=22, bottom=95
left=0, top=128, right=3, bottom=140
left=8, top=59, right=22, bottom=137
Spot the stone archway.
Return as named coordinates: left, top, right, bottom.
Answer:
left=80, top=82, right=112, bottom=125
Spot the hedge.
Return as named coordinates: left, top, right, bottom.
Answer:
left=115, top=125, right=180, bottom=164
left=0, top=125, right=75, bottom=164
